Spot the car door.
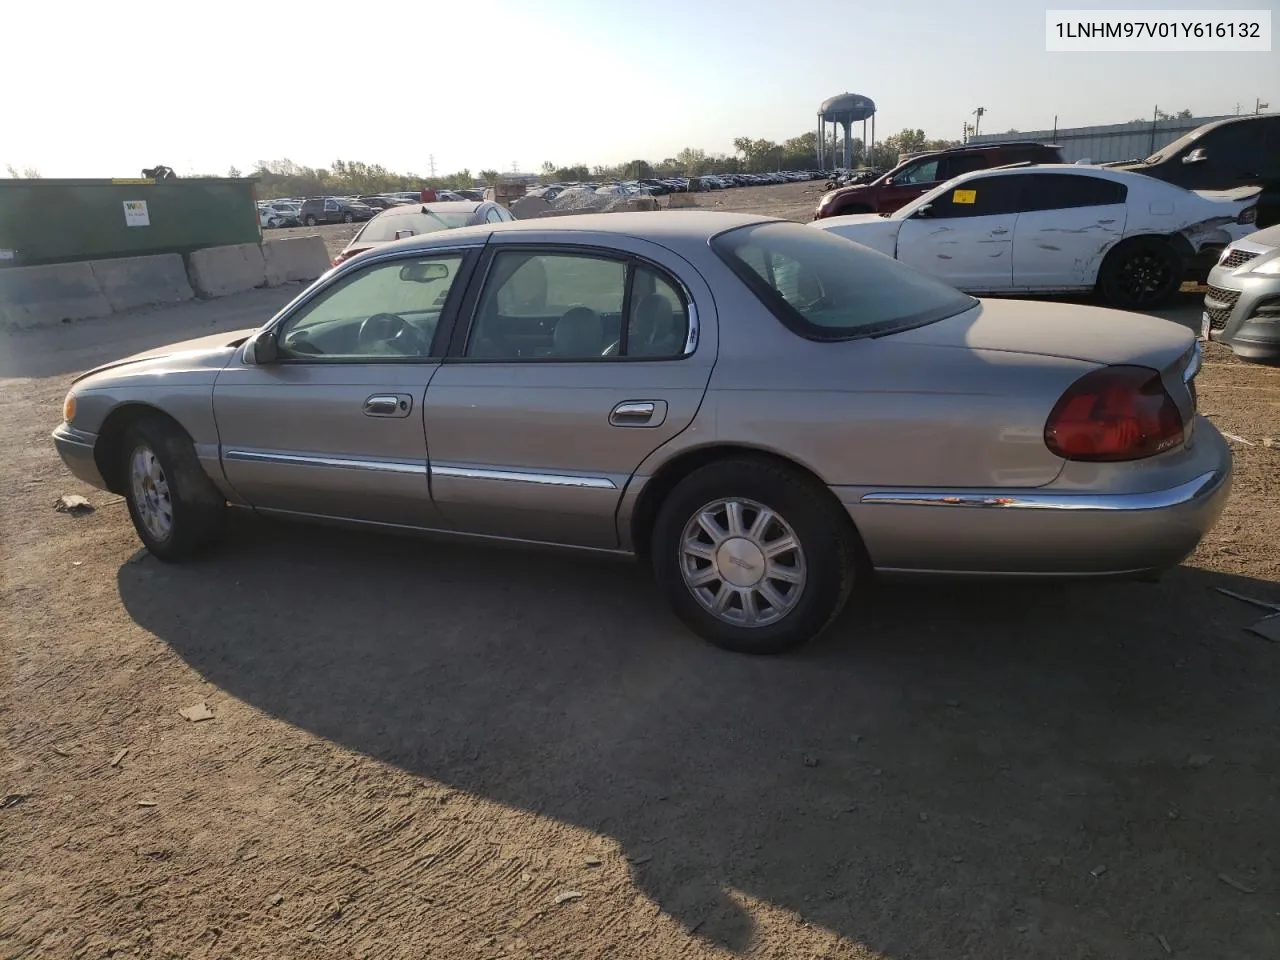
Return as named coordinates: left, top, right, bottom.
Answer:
left=422, top=235, right=716, bottom=549
left=323, top=198, right=340, bottom=223
left=213, top=245, right=481, bottom=527
left=1012, top=173, right=1129, bottom=290
left=896, top=173, right=1024, bottom=291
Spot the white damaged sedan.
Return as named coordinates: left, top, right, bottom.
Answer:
left=813, top=165, right=1260, bottom=309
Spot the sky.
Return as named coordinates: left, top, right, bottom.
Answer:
left=2, top=0, right=1276, bottom=179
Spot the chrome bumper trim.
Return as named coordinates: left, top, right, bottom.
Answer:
left=858, top=470, right=1222, bottom=512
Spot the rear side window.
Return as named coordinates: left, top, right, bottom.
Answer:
left=1019, top=174, right=1127, bottom=212
left=713, top=222, right=975, bottom=342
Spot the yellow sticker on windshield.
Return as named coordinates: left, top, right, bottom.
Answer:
left=952, top=189, right=977, bottom=204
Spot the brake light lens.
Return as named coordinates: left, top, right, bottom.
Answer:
left=1238, top=205, right=1257, bottom=225
left=1045, top=365, right=1184, bottom=462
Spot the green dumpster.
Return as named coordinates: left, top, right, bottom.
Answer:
left=0, top=177, right=262, bottom=267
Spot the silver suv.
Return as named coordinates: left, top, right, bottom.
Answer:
left=1202, top=223, right=1280, bottom=366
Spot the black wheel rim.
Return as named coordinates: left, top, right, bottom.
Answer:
left=1115, top=252, right=1173, bottom=304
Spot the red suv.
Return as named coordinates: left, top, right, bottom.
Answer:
left=813, top=141, right=1065, bottom=219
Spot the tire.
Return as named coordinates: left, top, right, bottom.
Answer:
left=1097, top=237, right=1182, bottom=309
left=305, top=215, right=317, bottom=226
left=650, top=457, right=861, bottom=655
left=121, top=417, right=226, bottom=562
left=342, top=212, right=354, bottom=223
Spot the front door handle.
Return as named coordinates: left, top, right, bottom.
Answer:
left=365, top=394, right=412, bottom=418
left=991, top=228, right=1010, bottom=235
left=610, top=400, right=666, bottom=427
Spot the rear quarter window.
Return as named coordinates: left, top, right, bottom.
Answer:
left=712, top=222, right=976, bottom=341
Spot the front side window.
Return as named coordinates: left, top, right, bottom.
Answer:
left=277, top=254, right=464, bottom=360
left=894, top=159, right=940, bottom=185
left=466, top=251, right=690, bottom=360
left=920, top=174, right=1025, bottom=218
left=713, top=221, right=974, bottom=341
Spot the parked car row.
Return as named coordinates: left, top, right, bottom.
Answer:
left=816, top=113, right=1280, bottom=228
left=530, top=170, right=827, bottom=200
left=257, top=189, right=489, bottom=228
left=814, top=164, right=1259, bottom=310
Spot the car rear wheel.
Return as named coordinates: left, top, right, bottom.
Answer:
left=342, top=212, right=354, bottom=223
left=304, top=215, right=317, bottom=226
left=121, top=417, right=226, bottom=562
left=650, top=458, right=861, bottom=654
left=1097, top=237, right=1182, bottom=309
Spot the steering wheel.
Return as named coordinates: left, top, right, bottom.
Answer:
left=357, top=312, right=427, bottom=354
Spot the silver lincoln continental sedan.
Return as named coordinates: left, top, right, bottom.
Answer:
left=53, top=211, right=1231, bottom=654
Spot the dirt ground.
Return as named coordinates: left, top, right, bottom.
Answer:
left=3, top=181, right=1280, bottom=960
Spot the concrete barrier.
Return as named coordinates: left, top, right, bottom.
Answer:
left=89, top=254, right=193, bottom=312
left=0, top=262, right=113, bottom=330
left=262, top=236, right=329, bottom=286
left=187, top=243, right=266, bottom=298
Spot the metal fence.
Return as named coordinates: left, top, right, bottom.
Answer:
left=966, top=115, right=1238, bottom=164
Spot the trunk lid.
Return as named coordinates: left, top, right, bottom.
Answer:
left=894, top=299, right=1202, bottom=433
left=893, top=298, right=1194, bottom=368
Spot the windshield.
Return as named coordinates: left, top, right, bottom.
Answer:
left=711, top=221, right=976, bottom=341
left=355, top=211, right=473, bottom=242
left=1144, top=126, right=1207, bottom=164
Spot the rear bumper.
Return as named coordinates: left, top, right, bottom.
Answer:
left=52, top=423, right=107, bottom=490
left=836, top=424, right=1232, bottom=577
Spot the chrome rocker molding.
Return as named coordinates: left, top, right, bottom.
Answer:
left=431, top=464, right=617, bottom=489
left=223, top=449, right=427, bottom=476
left=859, top=470, right=1222, bottom=511
left=222, top=450, right=617, bottom=489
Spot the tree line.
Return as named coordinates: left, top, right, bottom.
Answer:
left=227, top=127, right=975, bottom=198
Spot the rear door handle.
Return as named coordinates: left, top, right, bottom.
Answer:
left=365, top=394, right=412, bottom=418
left=609, top=400, right=666, bottom=427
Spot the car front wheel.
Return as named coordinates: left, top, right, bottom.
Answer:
left=650, top=458, right=861, bottom=654
left=342, top=212, right=354, bottom=223
left=304, top=215, right=317, bottom=226
left=121, top=417, right=226, bottom=562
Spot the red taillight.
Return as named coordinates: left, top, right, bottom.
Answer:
left=1238, top=206, right=1257, bottom=225
left=1045, top=365, right=1184, bottom=462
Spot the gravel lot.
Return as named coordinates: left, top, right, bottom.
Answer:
left=3, top=181, right=1279, bottom=960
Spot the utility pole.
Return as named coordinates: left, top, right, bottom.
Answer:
left=428, top=154, right=436, bottom=177
left=972, top=106, right=986, bottom=137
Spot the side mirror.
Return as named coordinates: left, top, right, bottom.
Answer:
left=913, top=203, right=934, bottom=219
left=883, top=176, right=896, bottom=186
left=243, top=327, right=279, bottom=365
left=399, top=261, right=450, bottom=283
left=1183, top=148, right=1208, bottom=165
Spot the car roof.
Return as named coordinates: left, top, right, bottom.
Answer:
left=947, top=163, right=1151, bottom=185
left=383, top=210, right=777, bottom=252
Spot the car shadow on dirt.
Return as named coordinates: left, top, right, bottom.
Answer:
left=116, top=516, right=1280, bottom=959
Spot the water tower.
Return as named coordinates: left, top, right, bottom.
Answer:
left=818, top=93, right=876, bottom=171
